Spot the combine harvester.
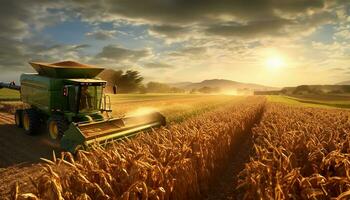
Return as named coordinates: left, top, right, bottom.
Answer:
left=0, top=61, right=166, bottom=152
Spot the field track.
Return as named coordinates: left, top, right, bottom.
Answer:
left=0, top=112, right=60, bottom=197
left=205, top=121, right=256, bottom=200
left=0, top=112, right=61, bottom=168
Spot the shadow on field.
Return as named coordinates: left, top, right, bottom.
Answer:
left=205, top=106, right=265, bottom=200
left=0, top=124, right=61, bottom=168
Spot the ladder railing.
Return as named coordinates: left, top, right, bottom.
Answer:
left=102, top=94, right=112, bottom=118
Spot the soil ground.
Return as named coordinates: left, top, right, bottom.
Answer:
left=0, top=112, right=61, bottom=168
left=0, top=112, right=55, bottom=196
left=205, top=132, right=254, bottom=200
left=204, top=107, right=263, bottom=200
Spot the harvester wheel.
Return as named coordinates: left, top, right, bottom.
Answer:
left=47, top=116, right=68, bottom=140
left=22, top=109, right=40, bottom=135
left=15, top=109, right=23, bottom=128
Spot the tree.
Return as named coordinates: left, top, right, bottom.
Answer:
left=117, top=70, right=144, bottom=93
left=145, top=82, right=185, bottom=93
left=146, top=82, right=171, bottom=93
left=170, top=87, right=185, bottom=93
left=98, top=69, right=123, bottom=93
left=190, top=89, right=198, bottom=94
left=99, top=69, right=144, bottom=93
left=198, top=86, right=219, bottom=94
left=110, top=70, right=123, bottom=86
left=293, top=85, right=311, bottom=95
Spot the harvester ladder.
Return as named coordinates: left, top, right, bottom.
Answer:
left=106, top=95, right=111, bottom=111
left=103, top=95, right=112, bottom=118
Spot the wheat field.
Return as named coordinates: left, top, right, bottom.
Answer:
left=237, top=103, right=350, bottom=200
left=11, top=97, right=266, bottom=200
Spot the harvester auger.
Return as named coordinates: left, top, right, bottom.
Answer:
left=0, top=61, right=166, bottom=153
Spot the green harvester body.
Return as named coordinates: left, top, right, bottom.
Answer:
left=0, top=61, right=165, bottom=152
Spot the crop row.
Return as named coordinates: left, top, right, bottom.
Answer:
left=237, top=103, right=350, bottom=199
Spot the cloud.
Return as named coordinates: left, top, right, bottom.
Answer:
left=0, top=42, right=90, bottom=72
left=0, top=0, right=349, bottom=86
left=86, top=29, right=117, bottom=40
left=0, top=1, right=65, bottom=40
left=205, top=19, right=291, bottom=38
left=205, top=10, right=336, bottom=39
left=72, top=0, right=327, bottom=24
left=96, top=45, right=152, bottom=62
left=329, top=67, right=346, bottom=72
left=0, top=0, right=67, bottom=71
left=168, top=47, right=207, bottom=58
left=148, top=25, right=190, bottom=38
left=69, top=0, right=338, bottom=40
left=72, top=44, right=91, bottom=50
left=31, top=44, right=90, bottom=61
left=334, top=29, right=350, bottom=40
left=143, top=62, right=174, bottom=69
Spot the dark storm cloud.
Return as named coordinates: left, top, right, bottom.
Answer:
left=143, top=62, right=174, bottom=69
left=96, top=45, right=151, bottom=62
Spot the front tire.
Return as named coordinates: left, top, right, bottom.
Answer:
left=47, top=116, right=68, bottom=140
left=22, top=109, right=40, bottom=135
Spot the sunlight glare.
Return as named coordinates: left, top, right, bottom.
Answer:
left=266, top=55, right=285, bottom=70
left=126, top=107, right=159, bottom=117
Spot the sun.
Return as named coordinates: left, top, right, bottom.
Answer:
left=266, top=56, right=285, bottom=70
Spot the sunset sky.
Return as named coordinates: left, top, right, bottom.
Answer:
left=1, top=0, right=349, bottom=87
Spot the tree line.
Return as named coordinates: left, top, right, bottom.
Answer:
left=98, top=69, right=185, bottom=93
left=99, top=69, right=229, bottom=94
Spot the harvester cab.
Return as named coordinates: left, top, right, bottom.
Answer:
left=0, top=61, right=166, bottom=153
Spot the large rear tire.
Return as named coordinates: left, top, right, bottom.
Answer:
left=22, top=109, right=40, bottom=135
left=47, top=116, right=68, bottom=140
left=15, top=109, right=23, bottom=128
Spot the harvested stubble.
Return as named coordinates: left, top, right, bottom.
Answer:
left=237, top=103, right=350, bottom=200
left=14, top=96, right=265, bottom=200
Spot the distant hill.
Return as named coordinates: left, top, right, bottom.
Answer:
left=337, top=81, right=350, bottom=85
left=169, top=79, right=278, bottom=91
left=281, top=85, right=350, bottom=95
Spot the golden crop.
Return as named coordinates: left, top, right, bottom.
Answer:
left=13, top=96, right=265, bottom=200
left=237, top=103, right=350, bottom=200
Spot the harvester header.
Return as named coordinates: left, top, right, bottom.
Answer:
left=0, top=61, right=166, bottom=153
